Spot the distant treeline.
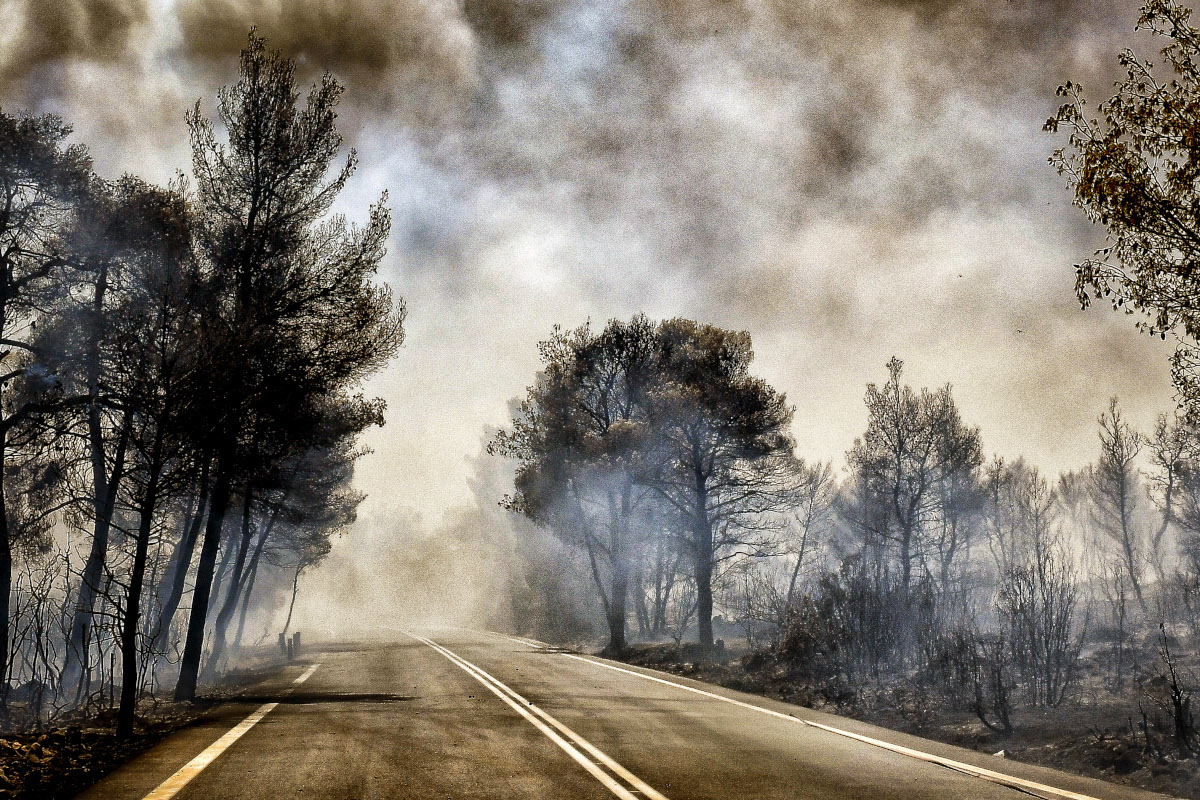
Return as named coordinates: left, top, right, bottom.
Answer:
left=0, top=33, right=403, bottom=735
left=496, top=314, right=1200, bottom=741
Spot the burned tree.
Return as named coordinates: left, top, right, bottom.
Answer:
left=494, top=316, right=658, bottom=652
left=640, top=319, right=797, bottom=652
left=846, top=358, right=983, bottom=599
left=1147, top=412, right=1194, bottom=584
left=174, top=32, right=404, bottom=701
left=497, top=317, right=796, bottom=652
left=102, top=180, right=199, bottom=737
left=1091, top=398, right=1148, bottom=615
left=0, top=111, right=92, bottom=704
left=991, top=468, right=1084, bottom=707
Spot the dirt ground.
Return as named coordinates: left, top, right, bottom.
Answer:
left=617, top=643, right=1200, bottom=799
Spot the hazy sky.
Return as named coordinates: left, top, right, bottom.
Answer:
left=0, top=0, right=1180, bottom=530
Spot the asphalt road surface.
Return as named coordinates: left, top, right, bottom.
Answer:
left=77, top=629, right=1177, bottom=800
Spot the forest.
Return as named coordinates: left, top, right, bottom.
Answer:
left=483, top=5, right=1200, bottom=789
left=495, top=315, right=1200, bottom=754
left=5, top=0, right=1200, bottom=796
left=0, top=32, right=404, bottom=745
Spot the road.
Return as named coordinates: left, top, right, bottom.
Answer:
left=77, top=629, right=1176, bottom=800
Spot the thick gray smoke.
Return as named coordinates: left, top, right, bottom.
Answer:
left=0, top=0, right=149, bottom=84
left=0, top=0, right=1176, bottom=633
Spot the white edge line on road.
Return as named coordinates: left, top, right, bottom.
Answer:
left=439, top=637, right=666, bottom=800
left=499, top=632, right=548, bottom=649
left=469, top=629, right=549, bottom=650
left=402, top=631, right=668, bottom=800
left=564, top=653, right=1114, bottom=800
left=140, top=662, right=321, bottom=800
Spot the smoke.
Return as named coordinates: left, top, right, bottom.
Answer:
left=0, top=0, right=1179, bottom=632
left=0, top=0, right=150, bottom=86
left=291, top=434, right=599, bottom=640
left=175, top=0, right=479, bottom=110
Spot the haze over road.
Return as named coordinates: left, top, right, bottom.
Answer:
left=78, top=630, right=1173, bottom=800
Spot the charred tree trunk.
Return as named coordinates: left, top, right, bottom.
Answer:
left=205, top=485, right=255, bottom=679
left=208, top=524, right=238, bottom=619
left=281, top=565, right=302, bottom=638
left=693, top=472, right=715, bottom=651
left=900, top=522, right=914, bottom=599
left=151, top=459, right=210, bottom=655
left=0, top=420, right=10, bottom=711
left=694, top=530, right=714, bottom=651
left=231, top=500, right=279, bottom=654
left=784, top=521, right=812, bottom=616
left=231, top=538, right=264, bottom=653
left=604, top=489, right=629, bottom=653
left=65, top=264, right=117, bottom=698
left=634, top=572, right=651, bottom=637
left=1120, top=521, right=1148, bottom=616
left=174, top=450, right=233, bottom=701
left=64, top=407, right=131, bottom=699
left=650, top=539, right=676, bottom=637
left=605, top=574, right=628, bottom=652
left=118, top=433, right=163, bottom=738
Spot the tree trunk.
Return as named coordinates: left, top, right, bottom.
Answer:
left=0, top=422, right=11, bottom=711
left=152, top=458, right=210, bottom=655
left=231, top=540, right=264, bottom=653
left=900, top=523, right=914, bottom=597
left=784, top=525, right=811, bottom=616
left=231, top=501, right=280, bottom=654
left=695, top=564, right=714, bottom=650
left=118, top=440, right=163, bottom=738
left=174, top=452, right=233, bottom=702
left=693, top=477, right=715, bottom=651
left=651, top=540, right=675, bottom=636
left=206, top=525, right=239, bottom=624
left=64, top=408, right=131, bottom=700
left=1121, top=529, right=1148, bottom=616
left=65, top=264, right=119, bottom=698
left=606, top=571, right=628, bottom=653
left=603, top=489, right=628, bottom=653
left=281, top=566, right=302, bottom=638
left=633, top=572, right=650, bottom=637
left=204, top=485, right=255, bottom=679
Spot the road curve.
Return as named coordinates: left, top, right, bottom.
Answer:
left=76, top=629, right=1177, bottom=800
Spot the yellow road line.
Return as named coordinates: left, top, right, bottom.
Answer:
left=293, top=663, right=321, bottom=684
left=565, top=654, right=1111, bottom=800
left=141, top=663, right=321, bottom=800
left=405, top=631, right=669, bottom=800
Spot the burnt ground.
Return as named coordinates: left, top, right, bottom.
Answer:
left=0, top=707, right=196, bottom=800
left=614, top=643, right=1200, bottom=799
left=0, top=656, right=291, bottom=799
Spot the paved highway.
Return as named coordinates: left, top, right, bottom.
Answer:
left=77, top=629, right=1176, bottom=800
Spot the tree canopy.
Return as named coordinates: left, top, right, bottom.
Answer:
left=1048, top=0, right=1200, bottom=409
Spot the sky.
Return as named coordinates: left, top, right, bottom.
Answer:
left=0, top=0, right=1180, bottom=538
